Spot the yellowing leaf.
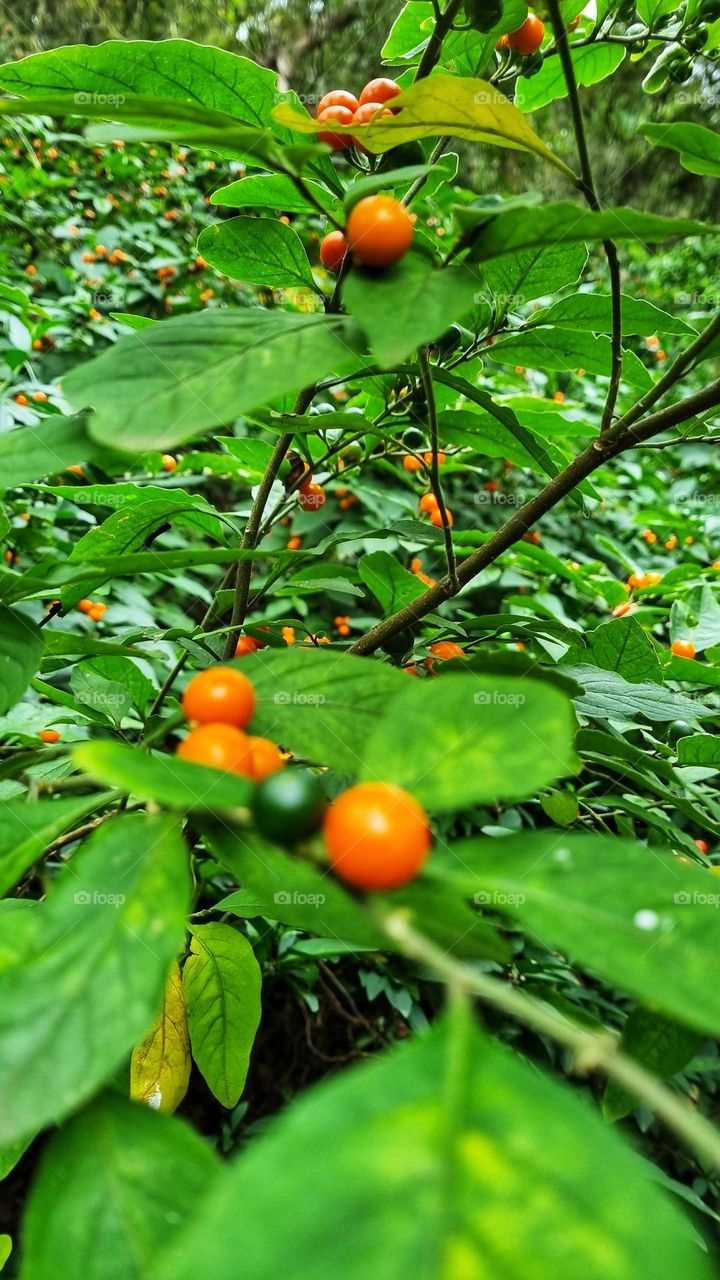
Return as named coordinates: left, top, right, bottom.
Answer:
left=272, top=75, right=575, bottom=179
left=130, top=962, right=191, bottom=1115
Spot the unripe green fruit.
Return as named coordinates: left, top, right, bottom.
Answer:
left=402, top=426, right=425, bottom=450
left=464, top=0, right=505, bottom=32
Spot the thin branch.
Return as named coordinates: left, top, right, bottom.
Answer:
left=380, top=911, right=720, bottom=1173
left=414, top=0, right=465, bottom=80
left=418, top=348, right=458, bottom=589
left=349, top=379, right=720, bottom=656
left=545, top=0, right=622, bottom=431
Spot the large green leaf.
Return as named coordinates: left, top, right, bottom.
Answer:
left=19, top=1093, right=218, bottom=1280
left=183, top=923, right=262, bottom=1107
left=487, top=328, right=652, bottom=390
left=481, top=241, right=587, bottom=304
left=0, top=415, right=99, bottom=489
left=360, top=673, right=578, bottom=812
left=463, top=202, right=720, bottom=261
left=446, top=831, right=720, bottom=1038
left=158, top=1020, right=710, bottom=1280
left=236, top=648, right=407, bottom=772
left=641, top=122, right=720, bottom=177
left=358, top=551, right=427, bottom=614
left=274, top=75, right=574, bottom=177
left=531, top=292, right=695, bottom=337
left=563, top=664, right=706, bottom=723
left=603, top=1008, right=701, bottom=1122
left=566, top=617, right=663, bottom=684
left=197, top=217, right=317, bottom=292
left=517, top=44, right=626, bottom=112
left=211, top=173, right=341, bottom=215
left=0, top=607, right=43, bottom=715
left=63, top=310, right=365, bottom=452
left=342, top=255, right=480, bottom=367
left=0, top=813, right=189, bottom=1144
left=0, top=793, right=115, bottom=898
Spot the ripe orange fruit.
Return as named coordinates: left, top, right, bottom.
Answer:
left=358, top=77, right=402, bottom=107
left=642, top=529, right=657, bottom=544
left=429, top=640, right=466, bottom=660
left=612, top=602, right=637, bottom=618
left=88, top=603, right=106, bottom=622
left=695, top=838, right=710, bottom=855
left=627, top=571, right=647, bottom=590
left=419, top=493, right=439, bottom=513
left=182, top=666, right=256, bottom=728
left=317, top=104, right=355, bottom=149
left=241, top=735, right=286, bottom=782
left=320, top=230, right=348, bottom=272
left=287, top=535, right=303, bottom=550
left=177, top=723, right=252, bottom=773
left=430, top=508, right=453, bottom=528
left=39, top=729, right=61, bottom=744
left=671, top=640, right=696, bottom=659
left=346, top=195, right=414, bottom=269
left=665, top=536, right=678, bottom=551
left=316, top=89, right=359, bottom=115
left=507, top=14, right=545, bottom=54
left=235, top=635, right=260, bottom=657
left=423, top=452, right=446, bottom=466
left=161, top=454, right=177, bottom=472
left=282, top=626, right=296, bottom=645
left=323, top=781, right=431, bottom=890
left=14, top=394, right=28, bottom=406
left=403, top=455, right=423, bottom=472
left=78, top=599, right=94, bottom=614
left=298, top=482, right=326, bottom=511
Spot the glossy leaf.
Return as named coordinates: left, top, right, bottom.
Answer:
left=130, top=963, right=191, bottom=1115
left=197, top=217, right=317, bottom=291
left=0, top=607, right=44, bottom=716
left=72, top=741, right=253, bottom=812
left=183, top=923, right=262, bottom=1108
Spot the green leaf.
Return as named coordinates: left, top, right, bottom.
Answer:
left=361, top=674, right=579, bottom=813
left=197, top=217, right=317, bottom=292
left=358, top=551, right=427, bottom=614
left=540, top=789, right=579, bottom=826
left=130, top=963, right=191, bottom=1115
left=19, top=1093, right=218, bottom=1280
left=342, top=256, right=480, bottom=367
left=72, top=741, right=253, bottom=812
left=183, top=923, right=262, bottom=1108
left=517, top=44, right=626, bottom=112
left=0, top=415, right=98, bottom=489
left=0, top=1237, right=9, bottom=1272
left=678, top=735, right=720, bottom=767
left=158, top=1020, right=711, bottom=1280
left=531, top=293, right=695, bottom=337
left=446, top=831, right=720, bottom=1039
left=563, top=663, right=706, bottom=724
left=66, top=490, right=225, bottom=553
left=487, top=328, right=652, bottom=389
left=566, top=618, right=663, bottom=684
left=603, top=1008, right=701, bottom=1122
left=204, top=822, right=385, bottom=949
left=274, top=75, right=574, bottom=178
left=481, top=241, right=588, bottom=304
left=641, top=122, right=720, bottom=177
left=464, top=202, right=720, bottom=261
left=211, top=173, right=340, bottom=215
left=237, top=648, right=408, bottom=773
left=63, top=311, right=364, bottom=453
left=0, top=813, right=190, bottom=1144
left=0, top=607, right=43, bottom=715
left=0, top=793, right=115, bottom=898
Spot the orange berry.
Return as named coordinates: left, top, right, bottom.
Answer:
left=182, top=666, right=256, bottom=728
left=242, top=736, right=286, bottom=782
left=316, top=89, right=359, bottom=115
left=39, top=729, right=61, bottom=744
left=298, top=482, right=326, bottom=511
left=346, top=195, right=414, bottom=269
left=235, top=636, right=260, bottom=657
left=161, top=454, right=177, bottom=472
left=88, top=604, right=107, bottom=622
left=671, top=640, right=696, bottom=659
left=14, top=394, right=28, bottom=406
left=410, top=558, right=423, bottom=573
left=287, top=535, right=303, bottom=550
left=324, top=782, right=431, bottom=891
left=695, top=838, right=710, bottom=855
left=429, top=640, right=466, bottom=660
left=317, top=104, right=355, bottom=149
left=320, top=230, right=348, bottom=272
left=78, top=599, right=94, bottom=614
left=358, top=78, right=402, bottom=107
left=641, top=529, right=657, bottom=544
left=430, top=508, right=453, bottom=528
left=403, top=455, right=423, bottom=472
left=611, top=602, right=637, bottom=618
left=282, top=626, right=296, bottom=645
left=177, top=723, right=252, bottom=774
left=507, top=14, right=545, bottom=54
